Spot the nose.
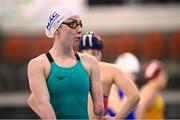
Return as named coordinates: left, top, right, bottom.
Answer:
left=76, top=26, right=82, bottom=35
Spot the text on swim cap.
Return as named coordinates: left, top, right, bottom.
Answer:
left=46, top=11, right=60, bottom=31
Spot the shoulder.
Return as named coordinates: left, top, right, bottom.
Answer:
left=140, top=84, right=155, bottom=95
left=77, top=52, right=98, bottom=64
left=139, top=84, right=157, bottom=104
left=76, top=52, right=98, bottom=76
left=99, top=61, right=123, bottom=73
left=28, top=54, right=48, bottom=70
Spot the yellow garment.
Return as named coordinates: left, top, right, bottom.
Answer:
left=144, top=95, right=165, bottom=119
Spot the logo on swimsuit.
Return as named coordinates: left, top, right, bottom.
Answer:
left=58, top=77, right=66, bottom=80
left=56, top=75, right=66, bottom=80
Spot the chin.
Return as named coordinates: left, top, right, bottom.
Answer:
left=72, top=41, right=78, bottom=47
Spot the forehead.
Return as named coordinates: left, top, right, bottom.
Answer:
left=65, top=15, right=81, bottom=21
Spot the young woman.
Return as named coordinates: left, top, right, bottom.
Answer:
left=27, top=8, right=104, bottom=119
left=136, top=60, right=168, bottom=119
left=78, top=32, right=140, bottom=119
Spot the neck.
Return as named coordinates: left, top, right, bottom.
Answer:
left=50, top=38, right=74, bottom=58
left=148, top=80, right=161, bottom=92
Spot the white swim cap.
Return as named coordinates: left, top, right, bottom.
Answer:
left=115, top=52, right=140, bottom=74
left=45, top=8, right=77, bottom=38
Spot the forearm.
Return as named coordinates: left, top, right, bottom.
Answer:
left=38, top=103, right=56, bottom=119
left=91, top=88, right=104, bottom=117
left=93, top=102, right=104, bottom=118
left=115, top=94, right=140, bottom=119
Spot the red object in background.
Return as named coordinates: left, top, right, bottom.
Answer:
left=2, top=35, right=29, bottom=64
left=115, top=33, right=138, bottom=56
left=99, top=33, right=115, bottom=58
left=170, top=31, right=180, bottom=59
left=140, top=32, right=166, bottom=59
left=30, top=35, right=53, bottom=58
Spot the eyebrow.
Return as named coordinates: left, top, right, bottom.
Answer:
left=67, top=18, right=77, bottom=21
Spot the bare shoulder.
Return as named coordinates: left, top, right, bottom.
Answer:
left=99, top=61, right=122, bottom=73
left=77, top=52, right=98, bottom=64
left=28, top=54, right=48, bottom=69
left=76, top=52, right=98, bottom=76
left=140, top=84, right=152, bottom=94
left=140, top=84, right=156, bottom=101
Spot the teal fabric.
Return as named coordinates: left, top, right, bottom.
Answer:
left=46, top=60, right=90, bottom=119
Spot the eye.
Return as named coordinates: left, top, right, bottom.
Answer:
left=69, top=22, right=78, bottom=28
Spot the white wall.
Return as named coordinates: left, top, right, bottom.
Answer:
left=84, top=5, right=180, bottom=34
left=0, top=0, right=180, bottom=35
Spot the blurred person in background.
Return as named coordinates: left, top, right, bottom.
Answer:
left=78, top=32, right=140, bottom=119
left=27, top=8, right=104, bottom=119
left=136, top=59, right=168, bottom=119
left=107, top=52, right=140, bottom=120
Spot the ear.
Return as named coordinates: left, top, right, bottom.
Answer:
left=55, top=28, right=60, bottom=34
left=56, top=27, right=60, bottom=32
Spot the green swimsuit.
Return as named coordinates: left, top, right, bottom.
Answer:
left=46, top=52, right=90, bottom=119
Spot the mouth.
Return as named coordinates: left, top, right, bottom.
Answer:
left=74, top=37, right=81, bottom=43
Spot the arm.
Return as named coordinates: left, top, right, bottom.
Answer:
left=136, top=87, right=155, bottom=119
left=108, top=84, right=123, bottom=113
left=112, top=67, right=140, bottom=119
left=27, top=58, right=56, bottom=119
left=27, top=93, right=41, bottom=117
left=89, top=57, right=104, bottom=117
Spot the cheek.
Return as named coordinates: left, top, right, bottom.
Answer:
left=62, top=31, right=72, bottom=40
left=66, top=28, right=74, bottom=34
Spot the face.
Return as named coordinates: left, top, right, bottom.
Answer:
left=56, top=15, right=82, bottom=45
left=158, top=70, right=168, bottom=89
left=81, top=49, right=102, bottom=61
